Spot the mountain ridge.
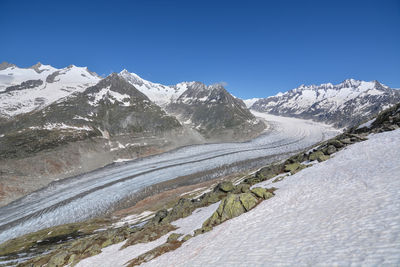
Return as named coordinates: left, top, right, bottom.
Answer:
left=250, top=78, right=400, bottom=128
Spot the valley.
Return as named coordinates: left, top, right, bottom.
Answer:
left=0, top=113, right=338, bottom=243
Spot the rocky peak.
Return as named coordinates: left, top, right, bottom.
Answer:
left=0, top=62, right=17, bottom=70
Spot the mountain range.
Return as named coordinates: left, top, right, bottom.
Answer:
left=250, top=79, right=400, bottom=128
left=0, top=62, right=264, bottom=206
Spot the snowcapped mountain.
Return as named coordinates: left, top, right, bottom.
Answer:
left=0, top=62, right=101, bottom=118
left=167, top=82, right=265, bottom=140
left=119, top=70, right=189, bottom=106
left=251, top=79, right=400, bottom=128
left=0, top=73, right=182, bottom=159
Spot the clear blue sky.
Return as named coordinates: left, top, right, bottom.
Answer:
left=1, top=0, right=399, bottom=98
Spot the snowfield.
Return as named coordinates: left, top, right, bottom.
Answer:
left=137, top=129, right=400, bottom=266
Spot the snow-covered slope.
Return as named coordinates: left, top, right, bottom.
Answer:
left=0, top=62, right=100, bottom=118
left=251, top=79, right=400, bottom=128
left=119, top=70, right=190, bottom=106
left=242, top=98, right=260, bottom=108
left=141, top=129, right=400, bottom=266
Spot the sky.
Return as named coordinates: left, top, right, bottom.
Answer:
left=1, top=0, right=399, bottom=98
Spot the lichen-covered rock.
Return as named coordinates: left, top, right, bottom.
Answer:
left=151, top=209, right=169, bottom=224
left=328, top=139, right=344, bottom=148
left=251, top=187, right=274, bottom=199
left=219, top=194, right=246, bottom=221
left=340, top=138, right=352, bottom=144
left=167, top=233, right=182, bottom=243
left=239, top=193, right=259, bottom=211
left=326, top=145, right=337, bottom=155
left=233, top=183, right=250, bottom=193
left=48, top=251, right=68, bottom=267
left=167, top=198, right=195, bottom=222
left=215, top=181, right=234, bottom=192
left=182, top=234, right=192, bottom=242
left=199, top=191, right=222, bottom=205
left=309, top=151, right=325, bottom=161
left=317, top=155, right=330, bottom=162
left=255, top=163, right=284, bottom=180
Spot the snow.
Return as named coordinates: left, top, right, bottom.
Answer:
left=256, top=79, right=391, bottom=117
left=0, top=64, right=100, bottom=117
left=143, top=129, right=400, bottom=266
left=88, top=86, right=130, bottom=106
left=29, top=123, right=92, bottom=131
left=112, top=211, right=154, bottom=228
left=242, top=98, right=260, bottom=108
left=356, top=118, right=376, bottom=129
left=76, top=202, right=220, bottom=267
left=119, top=70, right=189, bottom=106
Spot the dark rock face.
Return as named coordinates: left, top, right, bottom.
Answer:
left=1, top=79, right=43, bottom=94
left=251, top=79, right=400, bottom=129
left=167, top=82, right=265, bottom=140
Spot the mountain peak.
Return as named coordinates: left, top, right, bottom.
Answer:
left=0, top=62, right=17, bottom=70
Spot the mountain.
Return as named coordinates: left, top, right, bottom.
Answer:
left=0, top=74, right=196, bottom=206
left=119, top=70, right=189, bottom=106
left=250, top=79, right=400, bottom=128
left=0, top=62, right=101, bottom=118
left=167, top=82, right=265, bottom=140
left=0, top=73, right=182, bottom=159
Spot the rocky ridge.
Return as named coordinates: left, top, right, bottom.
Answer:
left=251, top=79, right=400, bottom=128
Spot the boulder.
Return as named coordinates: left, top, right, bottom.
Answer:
left=340, top=138, right=352, bottom=144
left=317, top=155, right=330, bottom=162
left=215, top=181, right=234, bottom=192
left=328, top=139, right=344, bottom=148
left=152, top=209, right=169, bottom=224
left=326, top=145, right=337, bottom=155
left=167, top=233, right=182, bottom=243
left=233, top=184, right=250, bottom=193
left=239, top=193, right=259, bottom=211
left=309, top=151, right=325, bottom=161
left=218, top=194, right=246, bottom=221
left=251, top=187, right=274, bottom=199
left=167, top=198, right=195, bottom=221
left=182, top=235, right=192, bottom=242
left=255, top=163, right=284, bottom=180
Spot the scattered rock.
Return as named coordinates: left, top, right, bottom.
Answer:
left=215, top=181, right=234, bottom=192
left=239, top=193, right=259, bottom=211
left=309, top=151, right=325, bottom=162
left=167, top=233, right=182, bottom=243
left=251, top=187, right=274, bottom=200
left=284, top=162, right=306, bottom=174
left=233, top=183, right=250, bottom=193
left=328, top=139, right=344, bottom=148
left=272, top=176, right=285, bottom=183
left=340, top=138, right=352, bottom=144
left=255, top=163, right=284, bottom=180
left=182, top=234, right=192, bottom=242
left=326, top=145, right=337, bottom=155
left=317, top=155, right=330, bottom=162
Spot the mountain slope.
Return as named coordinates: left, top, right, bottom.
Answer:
left=167, top=82, right=265, bottom=140
left=119, top=70, right=189, bottom=106
left=0, top=73, right=182, bottom=159
left=0, top=62, right=101, bottom=118
left=251, top=79, right=400, bottom=128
